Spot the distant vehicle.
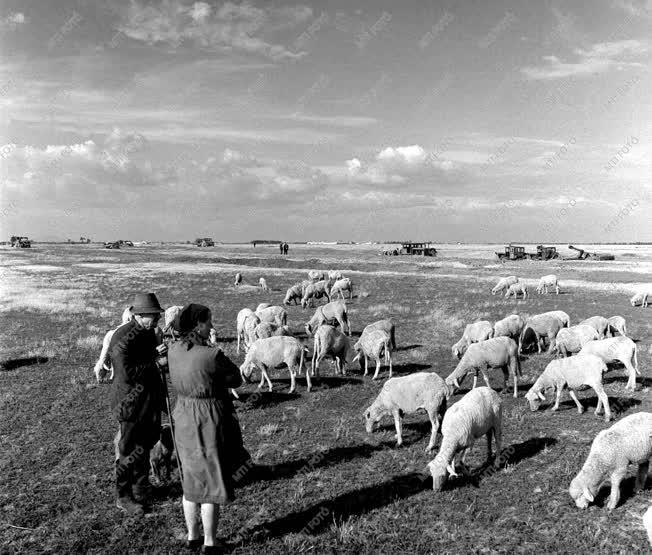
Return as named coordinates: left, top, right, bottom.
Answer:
left=104, top=241, right=121, bottom=249
left=496, top=245, right=559, bottom=261
left=195, top=237, right=215, bottom=247
left=10, top=236, right=31, bottom=248
left=565, top=245, right=615, bottom=261
left=118, top=240, right=134, bottom=247
left=398, top=241, right=437, bottom=256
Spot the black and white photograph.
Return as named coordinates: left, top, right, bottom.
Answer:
left=1, top=0, right=651, bottom=553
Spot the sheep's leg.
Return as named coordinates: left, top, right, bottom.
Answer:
left=597, top=389, right=612, bottom=422
left=425, top=409, right=439, bottom=453
left=257, top=369, right=266, bottom=389
left=500, top=366, right=509, bottom=393
left=493, top=423, right=503, bottom=468
left=304, top=362, right=312, bottom=392
left=624, top=360, right=637, bottom=390
left=607, top=468, right=627, bottom=510
left=547, top=335, right=556, bottom=354
left=392, top=409, right=402, bottom=447
left=568, top=389, right=584, bottom=414
left=289, top=368, right=297, bottom=394
left=264, top=368, right=273, bottom=392
left=387, top=351, right=392, bottom=378
left=551, top=386, right=562, bottom=411
left=485, top=429, right=494, bottom=463
left=481, top=369, right=491, bottom=389
left=372, top=357, right=381, bottom=380
left=472, top=373, right=478, bottom=389
left=363, top=355, right=369, bottom=376
left=635, top=461, right=649, bottom=492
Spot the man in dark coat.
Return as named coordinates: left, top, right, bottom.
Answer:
left=110, top=292, right=167, bottom=516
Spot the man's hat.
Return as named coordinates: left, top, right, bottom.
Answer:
left=131, top=293, right=164, bottom=314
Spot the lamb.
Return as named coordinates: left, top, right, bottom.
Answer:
left=305, top=300, right=351, bottom=336
left=428, top=387, right=502, bottom=492
left=492, top=315, right=525, bottom=351
left=301, top=279, right=332, bottom=308
left=504, top=282, right=528, bottom=299
left=578, top=336, right=639, bottom=390
left=445, top=337, right=521, bottom=398
left=554, top=325, right=600, bottom=357
left=363, top=319, right=397, bottom=351
left=236, top=308, right=255, bottom=353
left=308, top=270, right=325, bottom=281
left=329, top=277, right=354, bottom=300
left=524, top=354, right=611, bottom=422
left=491, top=276, right=518, bottom=295
left=234, top=272, right=242, bottom=287
left=451, top=321, right=494, bottom=359
left=283, top=283, right=303, bottom=306
left=607, top=316, right=627, bottom=337
left=630, top=292, right=649, bottom=307
left=353, top=328, right=392, bottom=380
left=328, top=270, right=344, bottom=281
left=240, top=336, right=310, bottom=393
left=93, top=306, right=134, bottom=383
left=255, top=305, right=288, bottom=327
left=242, top=313, right=261, bottom=352
left=365, top=372, right=452, bottom=453
left=579, top=316, right=610, bottom=339
left=536, top=274, right=560, bottom=295
left=569, top=412, right=652, bottom=510
left=254, top=321, right=292, bottom=341
left=540, top=310, right=571, bottom=328
left=162, top=305, right=184, bottom=337
left=520, top=313, right=564, bottom=354
left=259, top=277, right=270, bottom=292
left=311, top=325, right=355, bottom=376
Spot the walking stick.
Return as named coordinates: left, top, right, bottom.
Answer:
left=157, top=359, right=184, bottom=484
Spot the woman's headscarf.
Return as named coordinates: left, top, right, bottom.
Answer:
left=179, top=304, right=211, bottom=349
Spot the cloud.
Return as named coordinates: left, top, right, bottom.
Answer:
left=522, top=39, right=649, bottom=80
left=612, top=0, right=652, bottom=17
left=0, top=11, right=26, bottom=29
left=116, top=0, right=312, bottom=61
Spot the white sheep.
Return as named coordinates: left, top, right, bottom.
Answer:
left=540, top=310, right=571, bottom=328
left=283, top=283, right=303, bottom=306
left=504, top=282, right=528, bottom=299
left=644, top=506, right=652, bottom=546
left=428, top=387, right=503, bottom=492
left=492, top=314, right=525, bottom=351
left=259, top=277, right=270, bottom=292
left=536, top=274, right=560, bottom=295
left=256, top=303, right=271, bottom=312
left=579, top=316, right=610, bottom=339
left=365, top=372, right=452, bottom=453
left=363, top=319, right=397, bottom=351
left=236, top=308, right=255, bottom=353
left=301, top=279, right=332, bottom=308
left=445, top=337, right=521, bottom=398
left=328, top=270, right=344, bottom=281
left=242, top=313, right=261, bottom=352
left=329, top=277, right=353, bottom=300
left=606, top=315, right=627, bottom=337
left=569, top=412, right=652, bottom=510
left=491, top=276, right=518, bottom=295
left=578, top=336, right=639, bottom=391
left=353, top=329, right=392, bottom=380
left=554, top=325, right=600, bottom=357
left=451, top=321, right=494, bottom=359
left=305, top=300, right=350, bottom=336
left=524, top=354, right=611, bottom=422
left=240, top=336, right=310, bottom=393
left=520, top=313, right=564, bottom=354
left=93, top=306, right=134, bottom=383
left=162, top=305, right=184, bottom=337
left=311, top=325, right=354, bottom=376
left=255, top=305, right=288, bottom=327
left=630, top=292, right=649, bottom=307
left=308, top=270, right=325, bottom=281
left=234, top=272, right=242, bottom=287
left=253, top=321, right=292, bottom=341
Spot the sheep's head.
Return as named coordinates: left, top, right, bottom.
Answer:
left=445, top=369, right=465, bottom=391
left=525, top=388, right=545, bottom=411
left=304, top=322, right=313, bottom=336
left=427, top=459, right=448, bottom=492
left=364, top=404, right=382, bottom=433
left=569, top=475, right=594, bottom=509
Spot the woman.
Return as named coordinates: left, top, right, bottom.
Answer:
left=168, top=303, right=249, bottom=553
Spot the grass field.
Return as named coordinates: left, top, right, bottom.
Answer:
left=1, top=243, right=651, bottom=554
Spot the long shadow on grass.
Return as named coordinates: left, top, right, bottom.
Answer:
left=395, top=344, right=422, bottom=352
left=559, top=395, right=641, bottom=416
left=0, top=356, right=49, bottom=370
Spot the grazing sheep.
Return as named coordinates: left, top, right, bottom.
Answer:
left=607, top=316, right=627, bottom=337
left=242, top=313, right=262, bottom=352
left=234, top=272, right=242, bottom=287
left=256, top=303, right=271, bottom=312
left=301, top=279, right=332, bottom=308
left=451, top=321, right=494, bottom=359
left=554, top=325, right=600, bottom=357
left=283, top=283, right=303, bottom=306
left=308, top=270, right=325, bottom=281
left=328, top=270, right=344, bottom=281
left=630, top=292, right=649, bottom=307
left=569, top=412, right=652, bottom=510
left=536, top=274, right=560, bottom=295
left=540, top=310, right=571, bottom=328
left=259, top=277, right=270, bottom=292
left=363, top=319, right=397, bottom=351
left=93, top=306, right=135, bottom=383
left=329, top=277, right=354, bottom=300
left=365, top=372, right=452, bottom=453
left=524, top=354, right=611, bottom=422
left=579, top=316, right=610, bottom=339
left=311, top=325, right=354, bottom=376
left=254, top=321, right=292, bottom=341
left=236, top=308, right=255, bottom=353
left=353, top=328, right=392, bottom=380
left=428, top=387, right=503, bottom=492
left=578, top=336, right=639, bottom=390
left=520, top=313, right=564, bottom=354
left=446, top=337, right=521, bottom=398
left=493, top=315, right=525, bottom=351
left=504, top=282, right=528, bottom=299
left=240, top=336, right=310, bottom=393
left=305, top=300, right=350, bottom=336
left=255, top=305, right=288, bottom=327
left=491, top=276, right=518, bottom=295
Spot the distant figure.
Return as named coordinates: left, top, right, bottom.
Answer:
left=234, top=273, right=242, bottom=287
left=279, top=242, right=283, bottom=254
left=259, top=277, right=269, bottom=292
left=283, top=242, right=289, bottom=255
left=253, top=242, right=256, bottom=248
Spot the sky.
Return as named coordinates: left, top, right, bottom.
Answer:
left=0, top=0, right=650, bottom=242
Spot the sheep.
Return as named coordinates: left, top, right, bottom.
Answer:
left=492, top=315, right=525, bottom=351
left=578, top=336, right=639, bottom=391
left=644, top=506, right=652, bottom=546
left=569, top=412, right=652, bottom=510
left=259, top=277, right=270, bottom=292
left=445, top=337, right=521, bottom=398
left=301, top=279, right=332, bottom=308
left=491, top=276, right=518, bottom=295
left=524, top=354, right=611, bottom=422
left=540, top=310, right=571, bottom=328
left=256, top=303, right=271, bottom=312
left=305, top=300, right=350, bottom=336
left=93, top=306, right=134, bottom=383
left=451, top=321, right=494, bottom=359
left=240, top=336, right=310, bottom=393
left=607, top=315, right=627, bottom=337
left=311, top=325, right=355, bottom=376
left=364, top=372, right=452, bottom=453
left=329, top=277, right=354, bottom=300
left=255, top=305, right=288, bottom=327
left=328, top=270, right=344, bottom=281
left=520, top=313, right=564, bottom=354
left=253, top=321, right=292, bottom=341
left=308, top=270, right=325, bottom=281
left=283, top=283, right=303, bottom=306
left=505, top=282, right=528, bottom=299
left=630, top=292, right=649, bottom=307
left=536, top=274, right=560, bottom=295
left=428, top=387, right=502, bottom=492
left=242, top=313, right=261, bottom=352
left=554, top=325, right=600, bottom=357
left=234, top=272, right=242, bottom=287
left=353, top=328, right=392, bottom=380
left=236, top=308, right=255, bottom=353
left=579, top=316, right=610, bottom=339
left=162, top=305, right=184, bottom=337
left=363, top=319, right=397, bottom=351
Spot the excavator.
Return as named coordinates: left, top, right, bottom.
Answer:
left=565, top=245, right=615, bottom=261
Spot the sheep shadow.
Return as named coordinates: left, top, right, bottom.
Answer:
left=589, top=475, right=647, bottom=509
left=384, top=363, right=432, bottom=376
left=559, top=395, right=641, bottom=415
left=236, top=391, right=301, bottom=409
left=309, top=376, right=362, bottom=390
left=215, top=336, right=237, bottom=344
left=395, top=344, right=422, bottom=352
left=0, top=356, right=49, bottom=371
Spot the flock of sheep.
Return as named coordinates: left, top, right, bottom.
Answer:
left=93, top=267, right=652, bottom=542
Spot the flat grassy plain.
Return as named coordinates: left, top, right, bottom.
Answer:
left=1, top=243, right=651, bottom=554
